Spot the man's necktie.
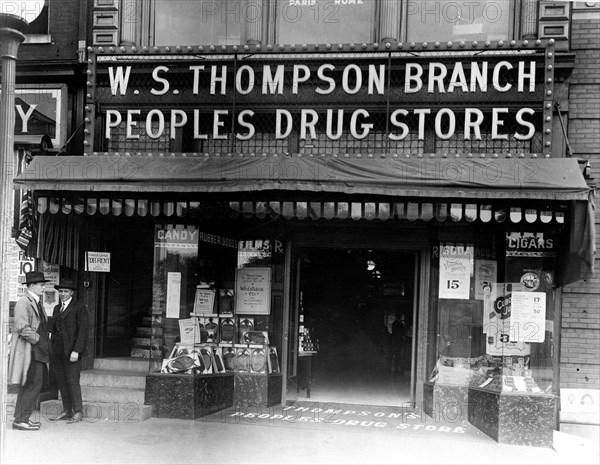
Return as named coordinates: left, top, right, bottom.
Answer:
left=38, top=300, right=46, bottom=324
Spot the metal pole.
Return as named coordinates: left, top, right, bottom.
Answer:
left=0, top=12, right=27, bottom=447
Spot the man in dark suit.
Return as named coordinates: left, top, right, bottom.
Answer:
left=48, top=278, right=89, bottom=423
left=9, top=271, right=51, bottom=431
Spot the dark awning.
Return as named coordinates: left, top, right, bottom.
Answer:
left=14, top=155, right=591, bottom=201
left=13, top=154, right=595, bottom=285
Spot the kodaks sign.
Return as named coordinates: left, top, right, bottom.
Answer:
left=96, top=52, right=548, bottom=144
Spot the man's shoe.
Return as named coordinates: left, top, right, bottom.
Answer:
left=67, top=411, right=83, bottom=424
left=49, top=411, right=71, bottom=422
left=28, top=420, right=41, bottom=427
left=12, top=421, right=40, bottom=431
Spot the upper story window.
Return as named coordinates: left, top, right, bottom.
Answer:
left=275, top=0, right=375, bottom=44
left=147, top=0, right=519, bottom=46
left=405, top=0, right=513, bottom=42
left=152, top=0, right=245, bottom=45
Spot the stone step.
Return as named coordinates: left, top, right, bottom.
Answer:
left=80, top=369, right=147, bottom=390
left=142, top=316, right=153, bottom=326
left=93, top=357, right=150, bottom=373
left=136, top=326, right=163, bottom=337
left=40, top=399, right=153, bottom=423
left=132, top=336, right=151, bottom=346
left=130, top=347, right=160, bottom=358
left=81, top=385, right=146, bottom=404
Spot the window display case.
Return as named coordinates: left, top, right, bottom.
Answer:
left=424, top=232, right=558, bottom=447
left=146, top=227, right=284, bottom=415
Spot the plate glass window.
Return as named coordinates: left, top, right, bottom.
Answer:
left=152, top=0, right=244, bottom=45
left=406, top=0, right=512, bottom=42
left=276, top=0, right=374, bottom=44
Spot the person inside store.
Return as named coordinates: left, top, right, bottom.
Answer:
left=383, top=310, right=396, bottom=356
left=48, top=278, right=89, bottom=424
left=390, top=312, right=410, bottom=374
left=8, top=271, right=52, bottom=431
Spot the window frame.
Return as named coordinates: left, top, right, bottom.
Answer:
left=400, top=0, right=522, bottom=43
left=144, top=0, right=525, bottom=47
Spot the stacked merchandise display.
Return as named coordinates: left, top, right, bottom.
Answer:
left=160, top=285, right=280, bottom=375
left=298, top=293, right=317, bottom=354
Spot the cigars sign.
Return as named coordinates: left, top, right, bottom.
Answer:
left=92, top=47, right=551, bottom=148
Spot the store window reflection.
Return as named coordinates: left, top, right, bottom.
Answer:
left=406, top=0, right=512, bottom=42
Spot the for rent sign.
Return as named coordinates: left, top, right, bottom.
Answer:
left=85, top=251, right=111, bottom=272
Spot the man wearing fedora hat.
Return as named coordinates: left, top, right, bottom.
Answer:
left=48, top=278, right=89, bottom=424
left=8, top=271, right=51, bottom=431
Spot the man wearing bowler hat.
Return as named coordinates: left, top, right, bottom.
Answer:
left=48, top=278, right=89, bottom=423
left=8, top=271, right=51, bottom=431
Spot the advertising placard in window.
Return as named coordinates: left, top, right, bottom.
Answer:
left=511, top=291, right=546, bottom=343
left=235, top=268, right=271, bottom=315
left=438, top=244, right=473, bottom=299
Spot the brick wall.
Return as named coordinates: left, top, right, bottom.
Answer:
left=18, top=0, right=82, bottom=64
left=562, top=13, right=600, bottom=390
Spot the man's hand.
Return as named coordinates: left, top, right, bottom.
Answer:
left=19, top=326, right=39, bottom=344
left=70, top=351, right=79, bottom=362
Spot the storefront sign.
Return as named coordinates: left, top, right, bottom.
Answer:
left=156, top=228, right=199, bottom=249
left=237, top=239, right=283, bottom=267
left=85, top=251, right=111, bottom=272
left=511, top=291, right=546, bottom=343
left=506, top=232, right=555, bottom=257
left=198, top=231, right=237, bottom=249
left=213, top=403, right=480, bottom=435
left=97, top=53, right=546, bottom=146
left=235, top=268, right=271, bottom=315
left=438, top=245, right=472, bottom=299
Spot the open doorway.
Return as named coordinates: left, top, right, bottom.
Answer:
left=292, top=248, right=417, bottom=407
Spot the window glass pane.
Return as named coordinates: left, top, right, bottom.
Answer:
left=276, top=0, right=374, bottom=44
left=426, top=239, right=557, bottom=398
left=153, top=0, right=244, bottom=45
left=406, top=0, right=511, bottom=42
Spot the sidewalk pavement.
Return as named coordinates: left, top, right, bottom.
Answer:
left=2, top=407, right=599, bottom=465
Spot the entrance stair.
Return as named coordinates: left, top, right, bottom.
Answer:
left=40, top=357, right=153, bottom=422
left=130, top=316, right=162, bottom=358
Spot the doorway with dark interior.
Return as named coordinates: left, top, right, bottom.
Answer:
left=295, top=248, right=417, bottom=407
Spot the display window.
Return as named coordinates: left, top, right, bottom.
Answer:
left=149, top=226, right=283, bottom=377
left=426, top=230, right=557, bottom=397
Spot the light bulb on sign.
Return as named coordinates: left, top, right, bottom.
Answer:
left=0, top=0, right=45, bottom=23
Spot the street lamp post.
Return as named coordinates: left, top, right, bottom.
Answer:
left=1, top=0, right=44, bottom=446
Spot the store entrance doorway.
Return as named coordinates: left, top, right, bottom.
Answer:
left=292, top=248, right=418, bottom=407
